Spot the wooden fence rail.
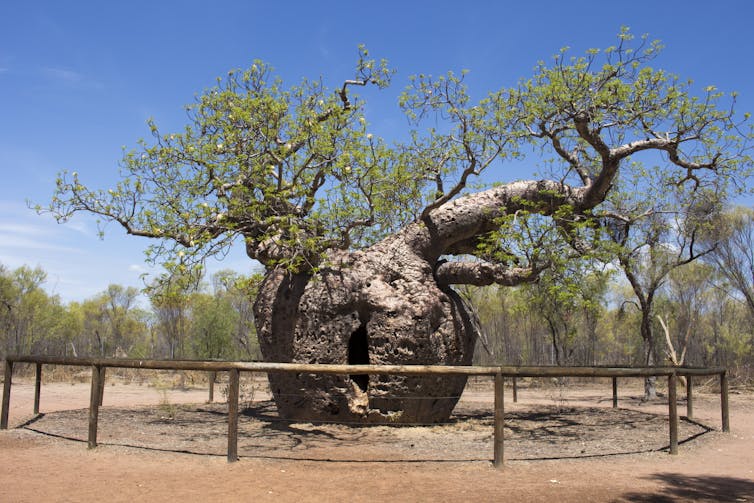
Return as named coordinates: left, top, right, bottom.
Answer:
left=1, top=356, right=730, bottom=467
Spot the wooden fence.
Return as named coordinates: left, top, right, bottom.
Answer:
left=1, top=355, right=730, bottom=468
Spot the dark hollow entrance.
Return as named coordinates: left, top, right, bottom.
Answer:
left=347, top=320, right=370, bottom=392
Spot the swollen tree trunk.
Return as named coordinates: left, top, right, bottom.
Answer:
left=254, top=244, right=478, bottom=423
left=253, top=180, right=593, bottom=423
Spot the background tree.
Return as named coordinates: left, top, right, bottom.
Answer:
left=188, top=291, right=237, bottom=360
left=699, top=207, right=754, bottom=376
left=519, top=261, right=609, bottom=366
left=75, top=285, right=149, bottom=357
left=468, top=286, right=525, bottom=366
left=704, top=207, right=754, bottom=322
left=0, top=265, right=18, bottom=358
left=210, top=270, right=263, bottom=360
left=40, top=31, right=753, bottom=422
left=101, top=284, right=141, bottom=353
left=606, top=194, right=721, bottom=398
left=147, top=271, right=197, bottom=359
left=663, top=262, right=717, bottom=368
left=6, top=267, right=66, bottom=356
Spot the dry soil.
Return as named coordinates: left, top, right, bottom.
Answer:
left=1, top=374, right=753, bottom=502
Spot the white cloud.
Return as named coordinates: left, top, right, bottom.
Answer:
left=39, top=66, right=104, bottom=90
left=61, top=219, right=92, bottom=236
left=41, top=67, right=84, bottom=83
left=0, top=233, right=82, bottom=253
left=0, top=205, right=82, bottom=248
left=0, top=222, right=49, bottom=236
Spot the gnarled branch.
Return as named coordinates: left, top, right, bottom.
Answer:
left=434, top=259, right=545, bottom=286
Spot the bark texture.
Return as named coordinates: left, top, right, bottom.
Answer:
left=254, top=241, right=478, bottom=423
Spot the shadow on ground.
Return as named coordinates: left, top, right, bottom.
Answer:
left=15, top=398, right=715, bottom=464
left=621, top=473, right=754, bottom=502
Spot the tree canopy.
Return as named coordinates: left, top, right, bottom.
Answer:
left=42, top=29, right=752, bottom=284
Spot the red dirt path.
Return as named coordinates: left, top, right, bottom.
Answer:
left=1, top=379, right=753, bottom=502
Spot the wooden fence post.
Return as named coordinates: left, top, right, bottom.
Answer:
left=721, top=371, right=730, bottom=433
left=227, top=369, right=240, bottom=462
left=34, top=363, right=42, bottom=415
left=668, top=374, right=678, bottom=455
left=686, top=376, right=693, bottom=420
left=612, top=377, right=618, bottom=408
left=493, top=373, right=504, bottom=468
left=512, top=377, right=518, bottom=403
left=1, top=360, right=12, bottom=429
left=88, top=365, right=104, bottom=449
left=209, top=371, right=216, bottom=403
left=97, top=367, right=106, bottom=406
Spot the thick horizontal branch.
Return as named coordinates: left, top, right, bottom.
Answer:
left=413, top=179, right=588, bottom=260
left=434, top=260, right=542, bottom=286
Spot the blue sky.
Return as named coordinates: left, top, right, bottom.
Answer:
left=1, top=0, right=753, bottom=303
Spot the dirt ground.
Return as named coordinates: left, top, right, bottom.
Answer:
left=1, top=373, right=753, bottom=502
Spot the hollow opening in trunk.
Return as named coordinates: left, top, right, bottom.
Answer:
left=348, top=320, right=370, bottom=392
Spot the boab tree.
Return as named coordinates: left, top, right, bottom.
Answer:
left=43, top=31, right=751, bottom=422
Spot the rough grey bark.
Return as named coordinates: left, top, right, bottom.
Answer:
left=254, top=248, right=478, bottom=423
